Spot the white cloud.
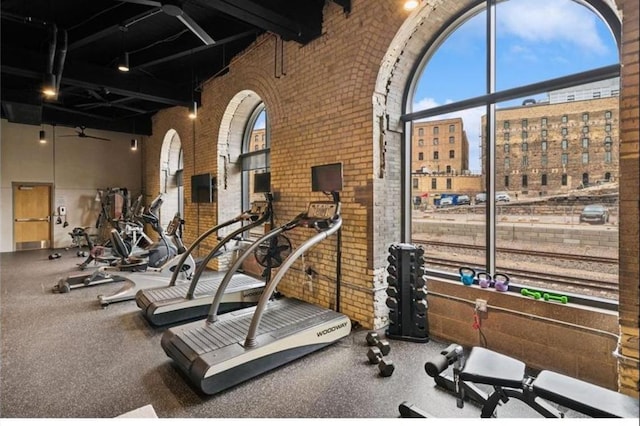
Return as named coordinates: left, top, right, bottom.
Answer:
left=498, top=0, right=608, bottom=55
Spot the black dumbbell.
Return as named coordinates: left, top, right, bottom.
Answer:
left=367, top=347, right=383, bottom=364
left=415, top=286, right=427, bottom=299
left=48, top=253, right=61, bottom=260
left=415, top=299, right=428, bottom=314
left=365, top=331, right=391, bottom=355
left=378, top=358, right=395, bottom=377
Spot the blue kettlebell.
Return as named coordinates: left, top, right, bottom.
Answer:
left=459, top=267, right=476, bottom=286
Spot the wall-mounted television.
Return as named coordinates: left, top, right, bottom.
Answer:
left=191, top=173, right=216, bottom=203
left=311, top=162, right=343, bottom=192
left=254, top=171, right=271, bottom=193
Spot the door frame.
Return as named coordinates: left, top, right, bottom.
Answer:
left=12, top=181, right=54, bottom=251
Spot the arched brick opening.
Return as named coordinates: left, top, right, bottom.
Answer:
left=159, top=129, right=183, bottom=229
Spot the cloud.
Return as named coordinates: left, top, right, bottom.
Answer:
left=498, top=0, right=608, bottom=55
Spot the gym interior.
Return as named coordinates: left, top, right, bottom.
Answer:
left=1, top=0, right=638, bottom=420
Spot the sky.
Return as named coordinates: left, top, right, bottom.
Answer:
left=411, top=0, right=619, bottom=173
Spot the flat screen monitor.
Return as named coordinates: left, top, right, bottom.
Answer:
left=311, top=162, right=343, bottom=192
left=191, top=173, right=215, bottom=203
left=253, top=172, right=271, bottom=193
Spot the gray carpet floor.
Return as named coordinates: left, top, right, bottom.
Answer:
left=1, top=249, right=581, bottom=419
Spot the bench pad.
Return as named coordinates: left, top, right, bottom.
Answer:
left=459, top=347, right=526, bottom=389
left=533, top=370, right=639, bottom=418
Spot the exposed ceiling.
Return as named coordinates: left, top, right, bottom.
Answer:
left=1, top=0, right=351, bottom=135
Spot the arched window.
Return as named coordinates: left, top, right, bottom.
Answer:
left=239, top=103, right=270, bottom=236
left=406, top=0, right=620, bottom=300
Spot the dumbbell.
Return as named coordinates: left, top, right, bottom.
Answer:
left=365, top=331, right=391, bottom=355
left=378, top=358, right=395, bottom=377
left=48, top=253, right=61, bottom=260
left=366, top=346, right=395, bottom=376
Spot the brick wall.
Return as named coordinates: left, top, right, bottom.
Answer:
left=617, top=0, right=640, bottom=398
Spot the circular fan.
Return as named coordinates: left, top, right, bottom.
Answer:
left=254, top=234, right=292, bottom=269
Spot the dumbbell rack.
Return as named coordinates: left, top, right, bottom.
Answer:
left=385, top=243, right=429, bottom=343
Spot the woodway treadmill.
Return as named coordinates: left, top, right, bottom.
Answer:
left=135, top=198, right=272, bottom=326
left=161, top=197, right=351, bottom=395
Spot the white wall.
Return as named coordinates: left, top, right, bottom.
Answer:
left=0, top=120, right=143, bottom=251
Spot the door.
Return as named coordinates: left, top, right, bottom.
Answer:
left=13, top=183, right=52, bottom=250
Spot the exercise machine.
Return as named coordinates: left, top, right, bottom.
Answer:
left=53, top=194, right=188, bottom=294
left=96, top=210, right=196, bottom=306
left=161, top=163, right=351, bottom=395
left=399, top=344, right=639, bottom=418
left=135, top=172, right=274, bottom=325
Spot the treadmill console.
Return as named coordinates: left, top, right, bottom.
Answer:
left=249, top=201, right=268, bottom=215
left=301, top=201, right=341, bottom=230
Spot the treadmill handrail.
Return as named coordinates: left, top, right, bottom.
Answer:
left=167, top=216, right=240, bottom=287
left=206, top=224, right=290, bottom=322
left=186, top=213, right=271, bottom=299
left=243, top=216, right=342, bottom=347
left=167, top=201, right=272, bottom=287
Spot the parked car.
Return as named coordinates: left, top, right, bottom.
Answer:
left=439, top=197, right=453, bottom=207
left=457, top=195, right=471, bottom=205
left=475, top=193, right=486, bottom=204
left=496, top=192, right=511, bottom=202
left=579, top=204, right=610, bottom=224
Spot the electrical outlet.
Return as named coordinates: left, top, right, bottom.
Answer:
left=475, top=298, right=488, bottom=312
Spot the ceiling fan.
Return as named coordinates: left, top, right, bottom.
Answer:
left=59, top=126, right=111, bottom=141
left=119, top=0, right=215, bottom=45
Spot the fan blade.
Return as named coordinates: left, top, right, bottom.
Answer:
left=86, top=135, right=111, bottom=141
left=118, top=0, right=162, bottom=6
left=176, top=12, right=215, bottom=45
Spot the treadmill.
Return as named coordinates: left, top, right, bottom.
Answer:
left=135, top=172, right=274, bottom=325
left=161, top=163, right=351, bottom=395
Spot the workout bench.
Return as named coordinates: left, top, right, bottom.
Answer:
left=400, top=345, right=639, bottom=418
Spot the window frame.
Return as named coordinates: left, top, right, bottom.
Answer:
left=400, top=0, right=621, bottom=310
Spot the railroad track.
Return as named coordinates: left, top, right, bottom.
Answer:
left=425, top=257, right=618, bottom=293
left=413, top=239, right=618, bottom=264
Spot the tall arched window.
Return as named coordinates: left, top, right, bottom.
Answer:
left=239, top=103, right=270, bottom=236
left=406, top=0, right=620, bottom=301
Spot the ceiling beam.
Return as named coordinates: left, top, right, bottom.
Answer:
left=68, top=8, right=164, bottom=51
left=2, top=46, right=192, bottom=106
left=196, top=0, right=321, bottom=43
left=135, top=29, right=258, bottom=69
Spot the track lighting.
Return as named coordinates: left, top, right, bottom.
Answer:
left=188, top=101, right=198, bottom=119
left=404, top=0, right=419, bottom=11
left=39, top=130, right=47, bottom=144
left=130, top=138, right=138, bottom=151
left=118, top=52, right=130, bottom=72
left=42, top=73, right=57, bottom=97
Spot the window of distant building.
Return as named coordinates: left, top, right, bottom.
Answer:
left=562, top=115, right=568, bottom=124
left=431, top=178, right=437, bottom=190
left=446, top=165, right=452, bottom=173
left=522, top=155, right=528, bottom=167
left=521, top=130, right=528, bottom=140
left=605, top=110, right=612, bottom=120
left=562, top=139, right=568, bottom=150
left=561, top=174, right=568, bottom=186
left=504, top=132, right=510, bottom=141
left=522, top=174, right=528, bottom=188
left=504, top=121, right=510, bottom=129
left=521, top=119, right=528, bottom=128
left=433, top=126, right=439, bottom=135
left=449, top=150, right=455, bottom=159
left=449, top=136, right=455, bottom=144
left=582, top=112, right=589, bottom=122
left=433, top=138, right=439, bottom=145
left=505, top=157, right=510, bottom=169
left=583, top=125, right=589, bottom=134
left=541, top=129, right=547, bottom=138
left=522, top=142, right=528, bottom=152
left=449, top=124, right=455, bottom=132
left=582, top=152, right=589, bottom=164
left=562, top=127, right=568, bottom=136
left=541, top=174, right=548, bottom=186
left=418, top=152, right=424, bottom=160
left=541, top=117, right=548, bottom=127
left=605, top=123, right=611, bottom=133
left=541, top=141, right=547, bottom=151
left=541, top=154, right=548, bottom=166
left=504, top=175, right=509, bottom=187
left=562, top=153, right=569, bottom=165
left=446, top=178, right=452, bottom=190
left=418, top=128, right=424, bottom=136
left=582, top=138, right=589, bottom=149
left=433, top=151, right=439, bottom=160
left=418, top=138, right=424, bottom=146
left=413, top=178, right=419, bottom=188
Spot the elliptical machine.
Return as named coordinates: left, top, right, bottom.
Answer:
left=53, top=194, right=194, bottom=294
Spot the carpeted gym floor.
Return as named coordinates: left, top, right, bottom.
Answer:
left=1, top=249, right=584, bottom=419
